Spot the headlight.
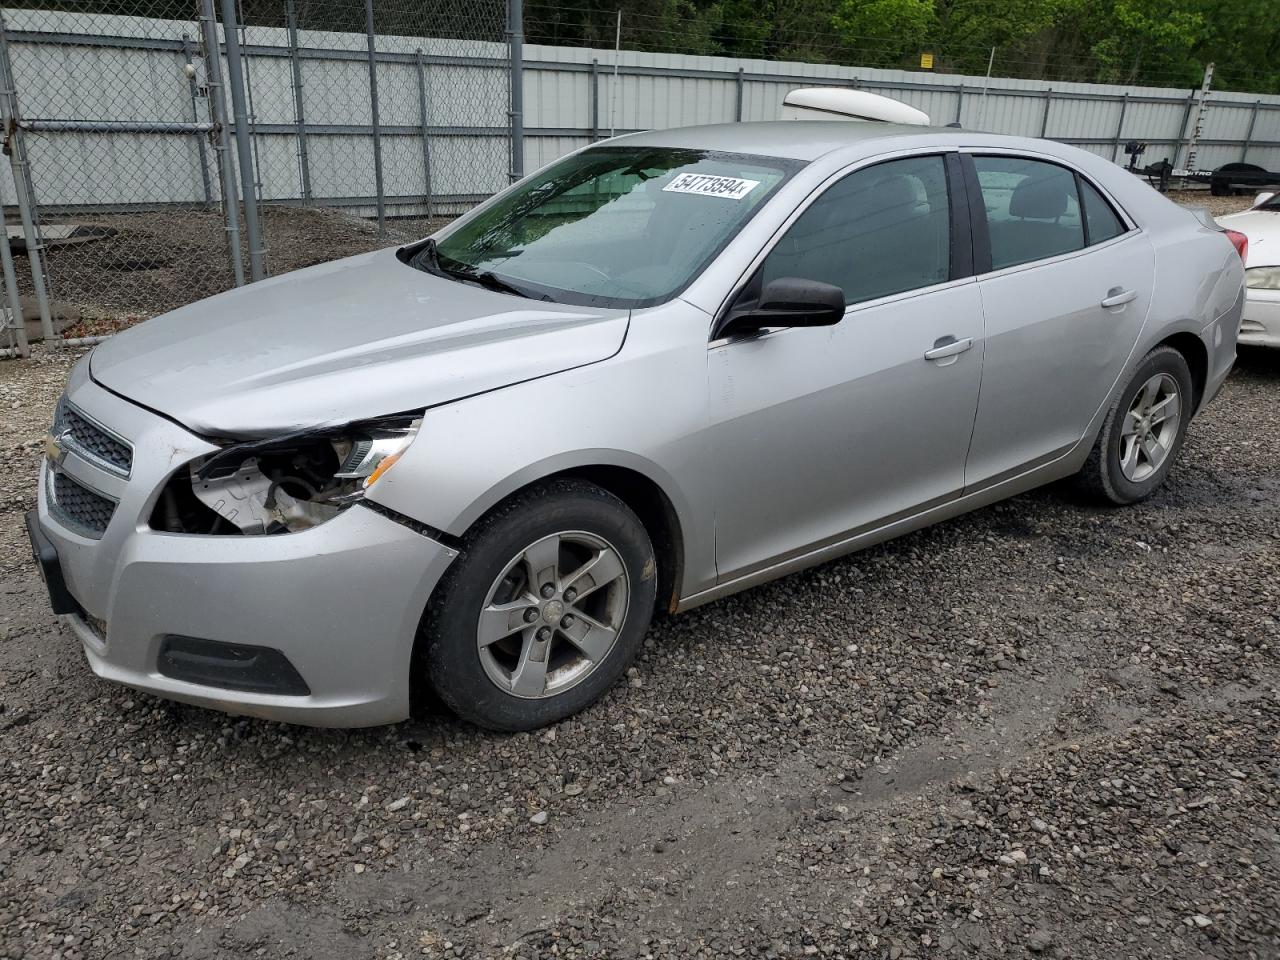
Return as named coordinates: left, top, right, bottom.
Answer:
left=1246, top=266, right=1280, bottom=290
left=172, top=416, right=422, bottom=535
left=333, top=421, right=420, bottom=491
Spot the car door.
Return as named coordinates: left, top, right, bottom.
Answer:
left=962, top=152, right=1155, bottom=488
left=708, top=152, right=986, bottom=582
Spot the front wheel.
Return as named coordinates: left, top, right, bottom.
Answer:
left=1076, top=345, right=1194, bottom=504
left=421, top=479, right=656, bottom=731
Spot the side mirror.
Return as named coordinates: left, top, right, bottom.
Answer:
left=1252, top=191, right=1276, bottom=209
left=714, top=276, right=845, bottom=340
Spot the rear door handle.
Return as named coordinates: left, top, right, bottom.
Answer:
left=923, top=336, right=974, bottom=362
left=1101, top=288, right=1137, bottom=308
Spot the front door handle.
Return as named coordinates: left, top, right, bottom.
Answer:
left=923, top=336, right=974, bottom=362
left=1101, top=288, right=1137, bottom=308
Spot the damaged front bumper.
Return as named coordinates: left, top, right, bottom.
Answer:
left=33, top=364, right=457, bottom=727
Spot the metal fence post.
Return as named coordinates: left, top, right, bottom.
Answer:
left=363, top=0, right=386, bottom=235
left=1110, top=93, right=1129, bottom=161
left=0, top=11, right=53, bottom=343
left=1241, top=100, right=1260, bottom=163
left=507, top=0, right=524, bottom=181
left=1039, top=88, right=1052, bottom=138
left=415, top=48, right=432, bottom=220
left=181, top=33, right=214, bottom=207
left=0, top=204, right=28, bottom=358
left=735, top=67, right=744, bottom=122
left=285, top=0, right=311, bottom=202
left=215, top=0, right=265, bottom=281
left=198, top=0, right=245, bottom=287
left=590, top=58, right=599, bottom=140
left=954, top=83, right=964, bottom=125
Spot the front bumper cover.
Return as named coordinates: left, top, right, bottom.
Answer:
left=35, top=365, right=458, bottom=727
left=1240, top=289, right=1280, bottom=348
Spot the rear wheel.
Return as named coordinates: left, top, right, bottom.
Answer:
left=1077, top=345, right=1193, bottom=504
left=422, top=479, right=656, bottom=731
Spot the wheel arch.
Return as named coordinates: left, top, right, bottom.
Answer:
left=408, top=455, right=692, bottom=719
left=1156, top=330, right=1209, bottom=411
left=450, top=451, right=694, bottom=616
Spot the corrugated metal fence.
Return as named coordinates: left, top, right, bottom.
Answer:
left=3, top=3, right=1280, bottom=358
left=521, top=48, right=1280, bottom=175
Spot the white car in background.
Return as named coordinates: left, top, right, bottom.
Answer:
left=1219, top=193, right=1280, bottom=347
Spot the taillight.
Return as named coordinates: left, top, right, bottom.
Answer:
left=1224, top=228, right=1249, bottom=262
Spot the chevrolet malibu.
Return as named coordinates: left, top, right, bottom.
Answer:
left=28, top=122, right=1244, bottom=730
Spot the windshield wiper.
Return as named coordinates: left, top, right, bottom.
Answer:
left=448, top=265, right=550, bottom=301
left=409, top=238, right=548, bottom=300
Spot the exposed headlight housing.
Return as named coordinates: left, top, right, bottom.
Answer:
left=152, top=416, right=421, bottom=535
left=333, top=423, right=419, bottom=491
left=1245, top=266, right=1280, bottom=290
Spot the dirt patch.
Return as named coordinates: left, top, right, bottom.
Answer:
left=13, top=206, right=448, bottom=335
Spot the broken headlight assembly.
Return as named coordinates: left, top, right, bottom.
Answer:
left=150, top=417, right=421, bottom=535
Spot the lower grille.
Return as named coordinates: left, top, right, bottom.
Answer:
left=49, top=468, right=117, bottom=538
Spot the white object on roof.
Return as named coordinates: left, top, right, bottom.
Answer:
left=781, top=88, right=930, bottom=126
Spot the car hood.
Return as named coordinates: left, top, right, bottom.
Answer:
left=90, top=248, right=630, bottom=436
left=1217, top=208, right=1280, bottom=267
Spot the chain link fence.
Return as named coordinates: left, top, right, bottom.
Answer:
left=235, top=0, right=511, bottom=261
left=0, top=0, right=513, bottom=357
left=0, top=0, right=244, bottom=352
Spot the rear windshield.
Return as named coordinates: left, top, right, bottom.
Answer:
left=421, top=146, right=800, bottom=308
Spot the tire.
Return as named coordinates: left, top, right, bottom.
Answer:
left=1077, top=345, right=1194, bottom=505
left=421, top=478, right=656, bottom=731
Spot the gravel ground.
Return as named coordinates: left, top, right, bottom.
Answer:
left=0, top=201, right=1277, bottom=960
left=1161, top=190, right=1254, bottom=219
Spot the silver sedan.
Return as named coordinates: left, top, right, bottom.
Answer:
left=29, top=122, right=1244, bottom=730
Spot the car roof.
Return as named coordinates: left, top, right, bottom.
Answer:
left=610, top=121, right=975, bottom=162
left=597, top=121, right=1191, bottom=234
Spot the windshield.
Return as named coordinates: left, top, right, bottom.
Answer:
left=415, top=146, right=799, bottom=308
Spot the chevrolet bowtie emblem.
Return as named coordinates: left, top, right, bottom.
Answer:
left=43, top=430, right=70, bottom=465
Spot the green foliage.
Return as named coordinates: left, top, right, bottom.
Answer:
left=832, top=0, right=933, bottom=64
left=524, top=0, right=1280, bottom=93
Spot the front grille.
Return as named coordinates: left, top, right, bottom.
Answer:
left=50, top=468, right=117, bottom=538
left=55, top=399, right=132, bottom=475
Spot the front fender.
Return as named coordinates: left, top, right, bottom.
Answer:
left=365, top=302, right=718, bottom=598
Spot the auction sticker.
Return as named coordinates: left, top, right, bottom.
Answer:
left=662, top=173, right=760, bottom=199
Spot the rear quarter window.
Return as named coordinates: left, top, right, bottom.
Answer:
left=1080, top=180, right=1127, bottom=245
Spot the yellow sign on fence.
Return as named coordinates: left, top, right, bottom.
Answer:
left=920, top=52, right=935, bottom=70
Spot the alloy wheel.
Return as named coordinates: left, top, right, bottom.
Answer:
left=477, top=531, right=630, bottom=699
left=1119, top=372, right=1181, bottom=483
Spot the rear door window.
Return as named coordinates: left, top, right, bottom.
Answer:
left=972, top=156, right=1084, bottom=270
